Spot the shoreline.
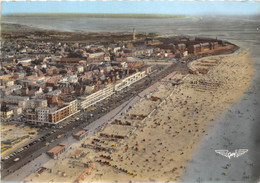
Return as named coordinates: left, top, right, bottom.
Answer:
left=21, top=50, right=254, bottom=182
left=181, top=51, right=258, bottom=182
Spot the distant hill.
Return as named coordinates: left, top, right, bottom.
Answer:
left=3, top=13, right=185, bottom=19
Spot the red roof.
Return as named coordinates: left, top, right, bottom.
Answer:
left=72, top=149, right=83, bottom=157
left=74, top=130, right=87, bottom=137
left=48, top=144, right=66, bottom=154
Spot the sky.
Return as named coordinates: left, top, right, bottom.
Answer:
left=1, top=1, right=260, bottom=16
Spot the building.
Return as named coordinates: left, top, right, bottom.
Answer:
left=26, top=109, right=37, bottom=121
left=47, top=144, right=66, bottom=159
left=3, top=96, right=29, bottom=108
left=0, top=74, right=12, bottom=80
left=114, top=71, right=146, bottom=92
left=147, top=40, right=163, bottom=46
left=48, top=100, right=78, bottom=124
left=71, top=149, right=84, bottom=159
left=58, top=75, right=78, bottom=84
left=26, top=99, right=48, bottom=109
left=1, top=85, right=22, bottom=96
left=36, top=107, right=55, bottom=124
left=76, top=65, right=84, bottom=73
left=17, top=58, right=32, bottom=66
left=177, top=43, right=186, bottom=51
left=73, top=130, right=88, bottom=140
left=104, top=54, right=111, bottom=62
left=27, top=100, right=79, bottom=126
left=1, top=79, right=15, bottom=87
left=0, top=106, right=14, bottom=120
left=78, top=84, right=114, bottom=110
left=9, top=106, right=23, bottom=117
left=59, top=58, right=86, bottom=64
left=188, top=42, right=217, bottom=54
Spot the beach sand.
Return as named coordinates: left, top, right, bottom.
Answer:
left=24, top=51, right=254, bottom=182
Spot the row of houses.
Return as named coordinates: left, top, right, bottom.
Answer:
left=187, top=42, right=221, bottom=54
left=78, top=70, right=147, bottom=110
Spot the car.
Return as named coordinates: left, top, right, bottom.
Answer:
left=13, top=158, right=20, bottom=162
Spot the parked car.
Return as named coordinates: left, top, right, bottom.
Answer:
left=13, top=158, right=20, bottom=162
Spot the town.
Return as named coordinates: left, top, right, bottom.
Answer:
left=1, top=27, right=238, bottom=179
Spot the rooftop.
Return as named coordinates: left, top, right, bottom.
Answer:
left=47, top=144, right=66, bottom=154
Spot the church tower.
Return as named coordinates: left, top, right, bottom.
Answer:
left=133, top=28, right=136, bottom=41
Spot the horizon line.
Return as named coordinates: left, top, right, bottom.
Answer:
left=3, top=12, right=259, bottom=17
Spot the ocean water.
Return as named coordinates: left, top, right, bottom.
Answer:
left=3, top=15, right=260, bottom=181
left=2, top=16, right=260, bottom=37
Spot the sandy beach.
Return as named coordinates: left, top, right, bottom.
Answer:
left=23, top=50, right=254, bottom=182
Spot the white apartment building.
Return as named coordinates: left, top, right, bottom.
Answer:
left=28, top=100, right=79, bottom=126
left=36, top=107, right=53, bottom=123
left=114, top=71, right=146, bottom=91
left=78, top=84, right=114, bottom=110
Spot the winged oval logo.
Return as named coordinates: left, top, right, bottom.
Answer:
left=215, top=149, right=248, bottom=159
